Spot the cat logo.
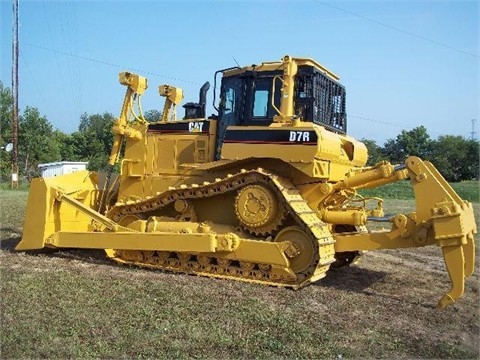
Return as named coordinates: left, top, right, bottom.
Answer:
left=289, top=131, right=310, bottom=142
left=188, top=122, right=204, bottom=133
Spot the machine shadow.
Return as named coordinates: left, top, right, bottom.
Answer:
left=0, top=228, right=111, bottom=265
left=0, top=228, right=22, bottom=251
left=317, top=265, right=436, bottom=309
left=317, top=265, right=388, bottom=293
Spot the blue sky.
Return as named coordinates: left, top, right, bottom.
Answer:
left=1, top=0, right=478, bottom=145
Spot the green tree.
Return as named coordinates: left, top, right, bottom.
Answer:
left=18, top=106, right=61, bottom=179
left=0, top=81, right=12, bottom=139
left=382, top=126, right=432, bottom=164
left=144, top=109, right=162, bottom=123
left=464, top=139, right=480, bottom=180
left=361, top=138, right=383, bottom=166
left=53, top=130, right=77, bottom=161
left=430, top=135, right=479, bottom=182
left=0, top=81, right=13, bottom=181
left=73, top=112, right=115, bottom=171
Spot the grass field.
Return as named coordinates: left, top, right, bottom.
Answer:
left=1, top=184, right=479, bottom=359
left=359, top=179, right=479, bottom=202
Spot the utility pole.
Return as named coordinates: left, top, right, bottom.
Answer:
left=471, top=119, right=477, bottom=141
left=11, top=0, right=19, bottom=189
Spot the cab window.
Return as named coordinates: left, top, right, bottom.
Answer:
left=253, top=89, right=269, bottom=117
left=251, top=78, right=281, bottom=120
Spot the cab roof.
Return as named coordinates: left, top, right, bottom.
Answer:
left=222, top=55, right=340, bottom=81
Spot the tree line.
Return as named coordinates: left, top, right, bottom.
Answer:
left=362, top=126, right=479, bottom=182
left=0, top=81, right=478, bottom=183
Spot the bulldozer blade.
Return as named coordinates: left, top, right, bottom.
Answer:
left=16, top=171, right=102, bottom=251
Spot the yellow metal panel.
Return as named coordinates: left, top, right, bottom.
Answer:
left=177, top=139, right=196, bottom=164
left=156, top=138, right=176, bottom=169
left=222, top=143, right=316, bottom=162
left=48, top=231, right=217, bottom=252
left=145, top=134, right=156, bottom=174
left=227, top=239, right=290, bottom=266
left=45, top=231, right=290, bottom=267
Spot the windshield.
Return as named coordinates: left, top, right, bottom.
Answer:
left=219, top=77, right=243, bottom=127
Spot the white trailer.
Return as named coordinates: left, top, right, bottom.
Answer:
left=38, top=161, right=88, bottom=178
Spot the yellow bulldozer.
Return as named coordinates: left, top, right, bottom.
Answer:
left=16, top=55, right=476, bottom=308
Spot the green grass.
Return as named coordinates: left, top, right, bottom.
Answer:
left=0, top=188, right=28, bottom=237
left=1, top=188, right=479, bottom=359
left=0, top=182, right=30, bottom=191
left=359, top=180, right=479, bottom=202
left=451, top=180, right=480, bottom=202
left=1, top=256, right=478, bottom=359
left=0, top=270, right=345, bottom=359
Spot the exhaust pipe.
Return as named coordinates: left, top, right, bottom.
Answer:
left=199, top=81, right=210, bottom=118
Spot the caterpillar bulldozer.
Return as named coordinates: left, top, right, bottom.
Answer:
left=16, top=55, right=476, bottom=308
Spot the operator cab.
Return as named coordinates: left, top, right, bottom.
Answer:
left=218, top=69, right=283, bottom=127
left=216, top=63, right=348, bottom=134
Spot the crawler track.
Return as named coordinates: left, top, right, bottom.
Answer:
left=105, top=168, right=336, bottom=288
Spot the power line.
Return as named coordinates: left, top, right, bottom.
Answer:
left=348, top=114, right=448, bottom=138
left=23, top=42, right=203, bottom=85
left=18, top=34, right=471, bottom=140
left=348, top=114, right=401, bottom=127
left=19, top=52, right=51, bottom=115
left=20, top=43, right=447, bottom=138
left=313, top=1, right=479, bottom=59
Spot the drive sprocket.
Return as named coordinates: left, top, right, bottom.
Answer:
left=234, top=183, right=286, bottom=236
